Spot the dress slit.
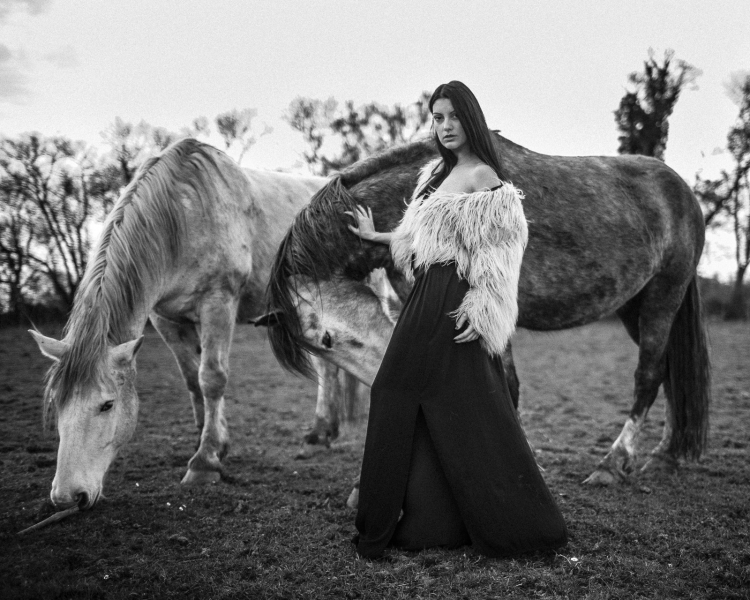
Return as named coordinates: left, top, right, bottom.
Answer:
left=391, top=407, right=470, bottom=550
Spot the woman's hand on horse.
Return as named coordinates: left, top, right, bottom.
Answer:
left=454, top=314, right=480, bottom=343
left=345, top=205, right=377, bottom=241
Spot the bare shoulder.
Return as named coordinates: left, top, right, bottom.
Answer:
left=470, top=163, right=502, bottom=192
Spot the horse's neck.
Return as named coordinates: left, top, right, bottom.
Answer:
left=116, top=298, right=153, bottom=341
left=66, top=275, right=160, bottom=347
left=117, top=275, right=164, bottom=339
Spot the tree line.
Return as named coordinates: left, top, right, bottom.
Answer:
left=1, top=50, right=749, bottom=323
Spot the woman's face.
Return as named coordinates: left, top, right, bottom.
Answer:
left=432, top=98, right=467, bottom=153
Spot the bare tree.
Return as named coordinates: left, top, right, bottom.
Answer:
left=694, top=73, right=750, bottom=320
left=723, top=75, right=750, bottom=319
left=0, top=134, right=118, bottom=311
left=0, top=177, right=41, bottom=318
left=215, top=108, right=272, bottom=165
left=614, top=49, right=701, bottom=160
left=190, top=116, right=211, bottom=139
left=101, top=117, right=207, bottom=186
left=286, top=92, right=432, bottom=175
left=285, top=97, right=338, bottom=175
left=101, top=116, right=217, bottom=186
left=101, top=118, right=157, bottom=185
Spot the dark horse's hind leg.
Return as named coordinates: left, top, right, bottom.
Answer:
left=584, top=279, right=686, bottom=485
left=615, top=299, right=677, bottom=474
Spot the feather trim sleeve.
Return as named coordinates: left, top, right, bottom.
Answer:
left=447, top=184, right=527, bottom=356
left=390, top=179, right=528, bottom=356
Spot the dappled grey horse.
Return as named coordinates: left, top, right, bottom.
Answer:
left=265, top=133, right=710, bottom=486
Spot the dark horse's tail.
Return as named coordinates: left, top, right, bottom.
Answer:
left=664, top=276, right=711, bottom=460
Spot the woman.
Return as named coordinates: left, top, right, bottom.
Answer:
left=346, top=81, right=568, bottom=559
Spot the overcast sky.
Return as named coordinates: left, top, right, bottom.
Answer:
left=1, top=0, right=748, bottom=277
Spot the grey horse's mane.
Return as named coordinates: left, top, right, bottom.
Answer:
left=43, top=138, right=224, bottom=422
left=272, top=138, right=436, bottom=281
left=265, top=138, right=437, bottom=376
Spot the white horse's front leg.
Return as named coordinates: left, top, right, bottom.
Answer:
left=297, top=356, right=341, bottom=458
left=150, top=314, right=205, bottom=436
left=182, top=299, right=236, bottom=485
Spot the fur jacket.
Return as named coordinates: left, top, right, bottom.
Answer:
left=390, top=161, right=528, bottom=357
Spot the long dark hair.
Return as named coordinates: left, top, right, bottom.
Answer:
left=418, top=80, right=506, bottom=197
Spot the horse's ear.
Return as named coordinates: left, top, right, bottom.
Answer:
left=249, top=310, right=285, bottom=328
left=109, top=336, right=144, bottom=367
left=29, top=330, right=69, bottom=361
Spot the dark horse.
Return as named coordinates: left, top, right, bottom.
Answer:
left=265, top=133, right=710, bottom=485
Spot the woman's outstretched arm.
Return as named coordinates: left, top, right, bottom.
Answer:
left=345, top=205, right=394, bottom=245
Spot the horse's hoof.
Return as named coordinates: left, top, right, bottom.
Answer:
left=217, top=442, right=230, bottom=461
left=582, top=468, right=624, bottom=486
left=181, top=469, right=221, bottom=486
left=641, top=453, right=678, bottom=474
left=302, top=431, right=332, bottom=448
left=295, top=443, right=319, bottom=460
left=303, top=431, right=319, bottom=445
left=346, top=486, right=359, bottom=509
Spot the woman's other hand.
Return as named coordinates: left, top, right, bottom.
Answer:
left=345, top=205, right=377, bottom=241
left=454, top=313, right=480, bottom=343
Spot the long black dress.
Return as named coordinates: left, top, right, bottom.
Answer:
left=354, top=260, right=568, bottom=558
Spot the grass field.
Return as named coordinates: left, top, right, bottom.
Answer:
left=1, top=320, right=749, bottom=599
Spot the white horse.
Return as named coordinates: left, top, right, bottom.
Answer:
left=31, top=138, right=331, bottom=509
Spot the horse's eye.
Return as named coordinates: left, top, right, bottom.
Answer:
left=100, top=400, right=114, bottom=413
left=321, top=331, right=333, bottom=349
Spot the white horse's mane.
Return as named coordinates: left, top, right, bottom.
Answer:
left=44, top=139, right=224, bottom=419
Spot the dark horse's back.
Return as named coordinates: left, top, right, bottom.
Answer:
left=492, top=134, right=705, bottom=330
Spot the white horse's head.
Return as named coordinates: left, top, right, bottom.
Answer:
left=262, top=269, right=400, bottom=384
left=30, top=331, right=143, bottom=509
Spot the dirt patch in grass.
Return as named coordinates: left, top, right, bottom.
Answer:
left=1, top=321, right=749, bottom=599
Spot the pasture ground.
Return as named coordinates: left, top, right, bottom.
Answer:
left=1, top=320, right=748, bottom=599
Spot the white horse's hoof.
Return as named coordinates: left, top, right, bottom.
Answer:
left=641, top=453, right=678, bottom=474
left=582, top=468, right=622, bottom=486
left=346, top=486, right=359, bottom=509
left=181, top=469, right=221, bottom=485
left=295, top=443, right=319, bottom=460
left=302, top=431, right=332, bottom=448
